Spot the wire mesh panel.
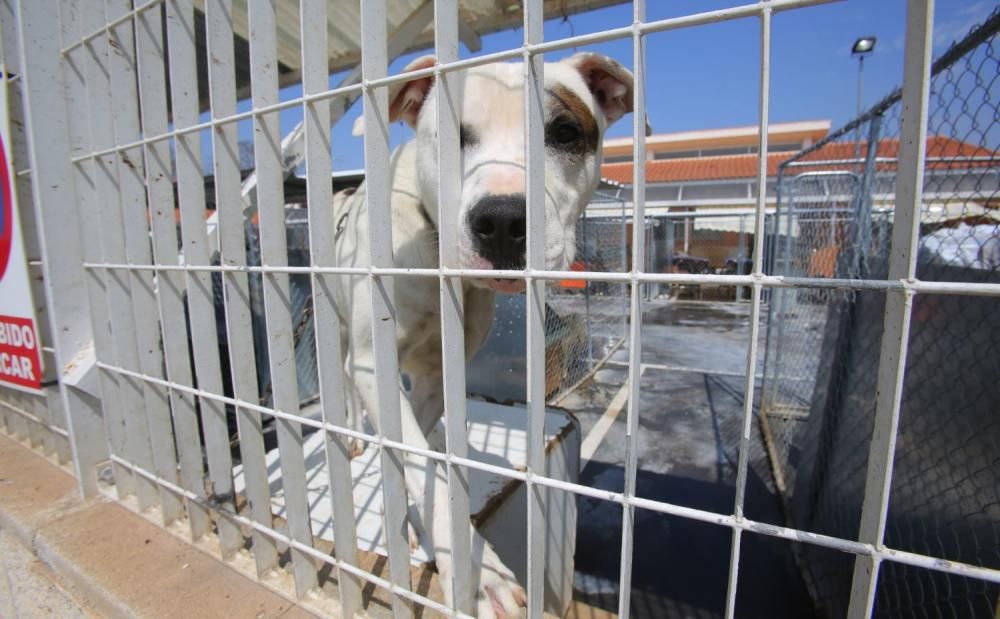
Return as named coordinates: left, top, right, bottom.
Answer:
left=762, top=8, right=1000, bottom=617
left=4, top=1, right=1000, bottom=619
left=762, top=172, right=861, bottom=471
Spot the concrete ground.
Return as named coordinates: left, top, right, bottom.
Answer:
left=0, top=434, right=315, bottom=619
left=565, top=300, right=815, bottom=619
left=472, top=297, right=817, bottom=618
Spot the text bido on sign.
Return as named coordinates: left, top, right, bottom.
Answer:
left=0, top=69, right=42, bottom=393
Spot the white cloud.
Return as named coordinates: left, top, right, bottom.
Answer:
left=933, top=1, right=991, bottom=50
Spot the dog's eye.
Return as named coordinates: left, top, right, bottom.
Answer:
left=460, top=124, right=478, bottom=149
left=550, top=121, right=582, bottom=145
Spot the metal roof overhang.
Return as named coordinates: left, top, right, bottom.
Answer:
left=189, top=0, right=630, bottom=111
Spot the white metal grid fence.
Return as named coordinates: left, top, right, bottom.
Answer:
left=1, top=1, right=999, bottom=618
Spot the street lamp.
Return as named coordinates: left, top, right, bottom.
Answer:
left=851, top=36, right=876, bottom=157
left=851, top=36, right=877, bottom=118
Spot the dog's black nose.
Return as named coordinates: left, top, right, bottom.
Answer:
left=467, top=194, right=527, bottom=269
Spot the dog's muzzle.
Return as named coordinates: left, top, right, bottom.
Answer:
left=466, top=194, right=528, bottom=293
left=467, top=194, right=527, bottom=269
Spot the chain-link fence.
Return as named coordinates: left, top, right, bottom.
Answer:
left=762, top=8, right=1000, bottom=617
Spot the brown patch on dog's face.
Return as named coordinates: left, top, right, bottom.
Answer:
left=545, top=85, right=599, bottom=156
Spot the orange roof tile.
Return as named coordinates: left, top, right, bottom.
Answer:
left=599, top=136, right=995, bottom=184
left=600, top=152, right=793, bottom=184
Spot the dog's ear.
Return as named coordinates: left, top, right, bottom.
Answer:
left=564, top=52, right=652, bottom=136
left=352, top=55, right=437, bottom=136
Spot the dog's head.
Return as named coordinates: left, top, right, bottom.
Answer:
left=356, top=53, right=640, bottom=293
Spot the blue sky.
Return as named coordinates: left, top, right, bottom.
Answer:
left=217, top=0, right=994, bottom=173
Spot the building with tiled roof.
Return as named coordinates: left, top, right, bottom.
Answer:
left=589, top=121, right=997, bottom=280
left=596, top=122, right=994, bottom=216
left=596, top=120, right=828, bottom=209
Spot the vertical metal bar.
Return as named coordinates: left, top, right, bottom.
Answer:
left=618, top=2, right=646, bottom=617
left=85, top=0, right=160, bottom=509
left=736, top=216, right=746, bottom=300
left=32, top=393, right=54, bottom=456
left=134, top=0, right=210, bottom=540
left=523, top=1, right=546, bottom=617
left=724, top=8, right=771, bottom=618
left=847, top=1, right=933, bottom=616
left=70, top=0, right=135, bottom=498
left=434, top=0, right=474, bottom=613
left=783, top=181, right=795, bottom=275
left=360, top=1, right=414, bottom=614
left=768, top=176, right=796, bottom=405
left=204, top=0, right=278, bottom=575
left=0, top=393, right=26, bottom=440
left=39, top=389, right=69, bottom=463
left=855, top=114, right=883, bottom=275
left=23, top=391, right=43, bottom=451
left=0, top=393, right=12, bottom=436
left=164, top=0, right=244, bottom=554
left=106, top=0, right=182, bottom=524
left=233, top=0, right=434, bottom=228
left=620, top=197, right=627, bottom=337
left=583, top=215, right=593, bottom=366
left=300, top=0, right=362, bottom=612
left=105, top=0, right=179, bottom=520
left=247, top=0, right=317, bottom=596
left=12, top=0, right=109, bottom=498
left=3, top=77, right=60, bottom=433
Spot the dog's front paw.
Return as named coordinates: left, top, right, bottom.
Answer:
left=475, top=542, right=527, bottom=619
left=349, top=437, right=366, bottom=459
left=438, top=536, right=526, bottom=618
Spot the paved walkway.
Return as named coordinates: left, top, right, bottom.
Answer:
left=0, top=527, right=89, bottom=619
left=0, top=433, right=314, bottom=619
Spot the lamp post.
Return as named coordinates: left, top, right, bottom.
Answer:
left=851, top=36, right=876, bottom=157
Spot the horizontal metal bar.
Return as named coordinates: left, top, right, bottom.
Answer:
left=80, top=262, right=1000, bottom=297
left=605, top=359, right=765, bottom=379
left=66, top=0, right=832, bottom=66
left=69, top=81, right=364, bottom=164
left=615, top=207, right=775, bottom=218
left=394, top=0, right=838, bottom=73
left=107, top=455, right=474, bottom=619
left=94, top=360, right=1000, bottom=587
left=67, top=0, right=839, bottom=166
left=0, top=399, right=71, bottom=438
left=60, top=0, right=165, bottom=54
left=785, top=156, right=999, bottom=168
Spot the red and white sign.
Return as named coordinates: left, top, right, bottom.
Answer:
left=0, top=71, right=42, bottom=393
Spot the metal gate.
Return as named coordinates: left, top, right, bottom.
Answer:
left=1, top=1, right=999, bottom=618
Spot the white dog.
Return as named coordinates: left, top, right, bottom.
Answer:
left=335, top=52, right=638, bottom=617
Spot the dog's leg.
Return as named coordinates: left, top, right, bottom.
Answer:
left=341, top=353, right=368, bottom=459
left=347, top=380, right=366, bottom=458
left=346, top=363, right=526, bottom=618
left=408, top=368, right=446, bottom=451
